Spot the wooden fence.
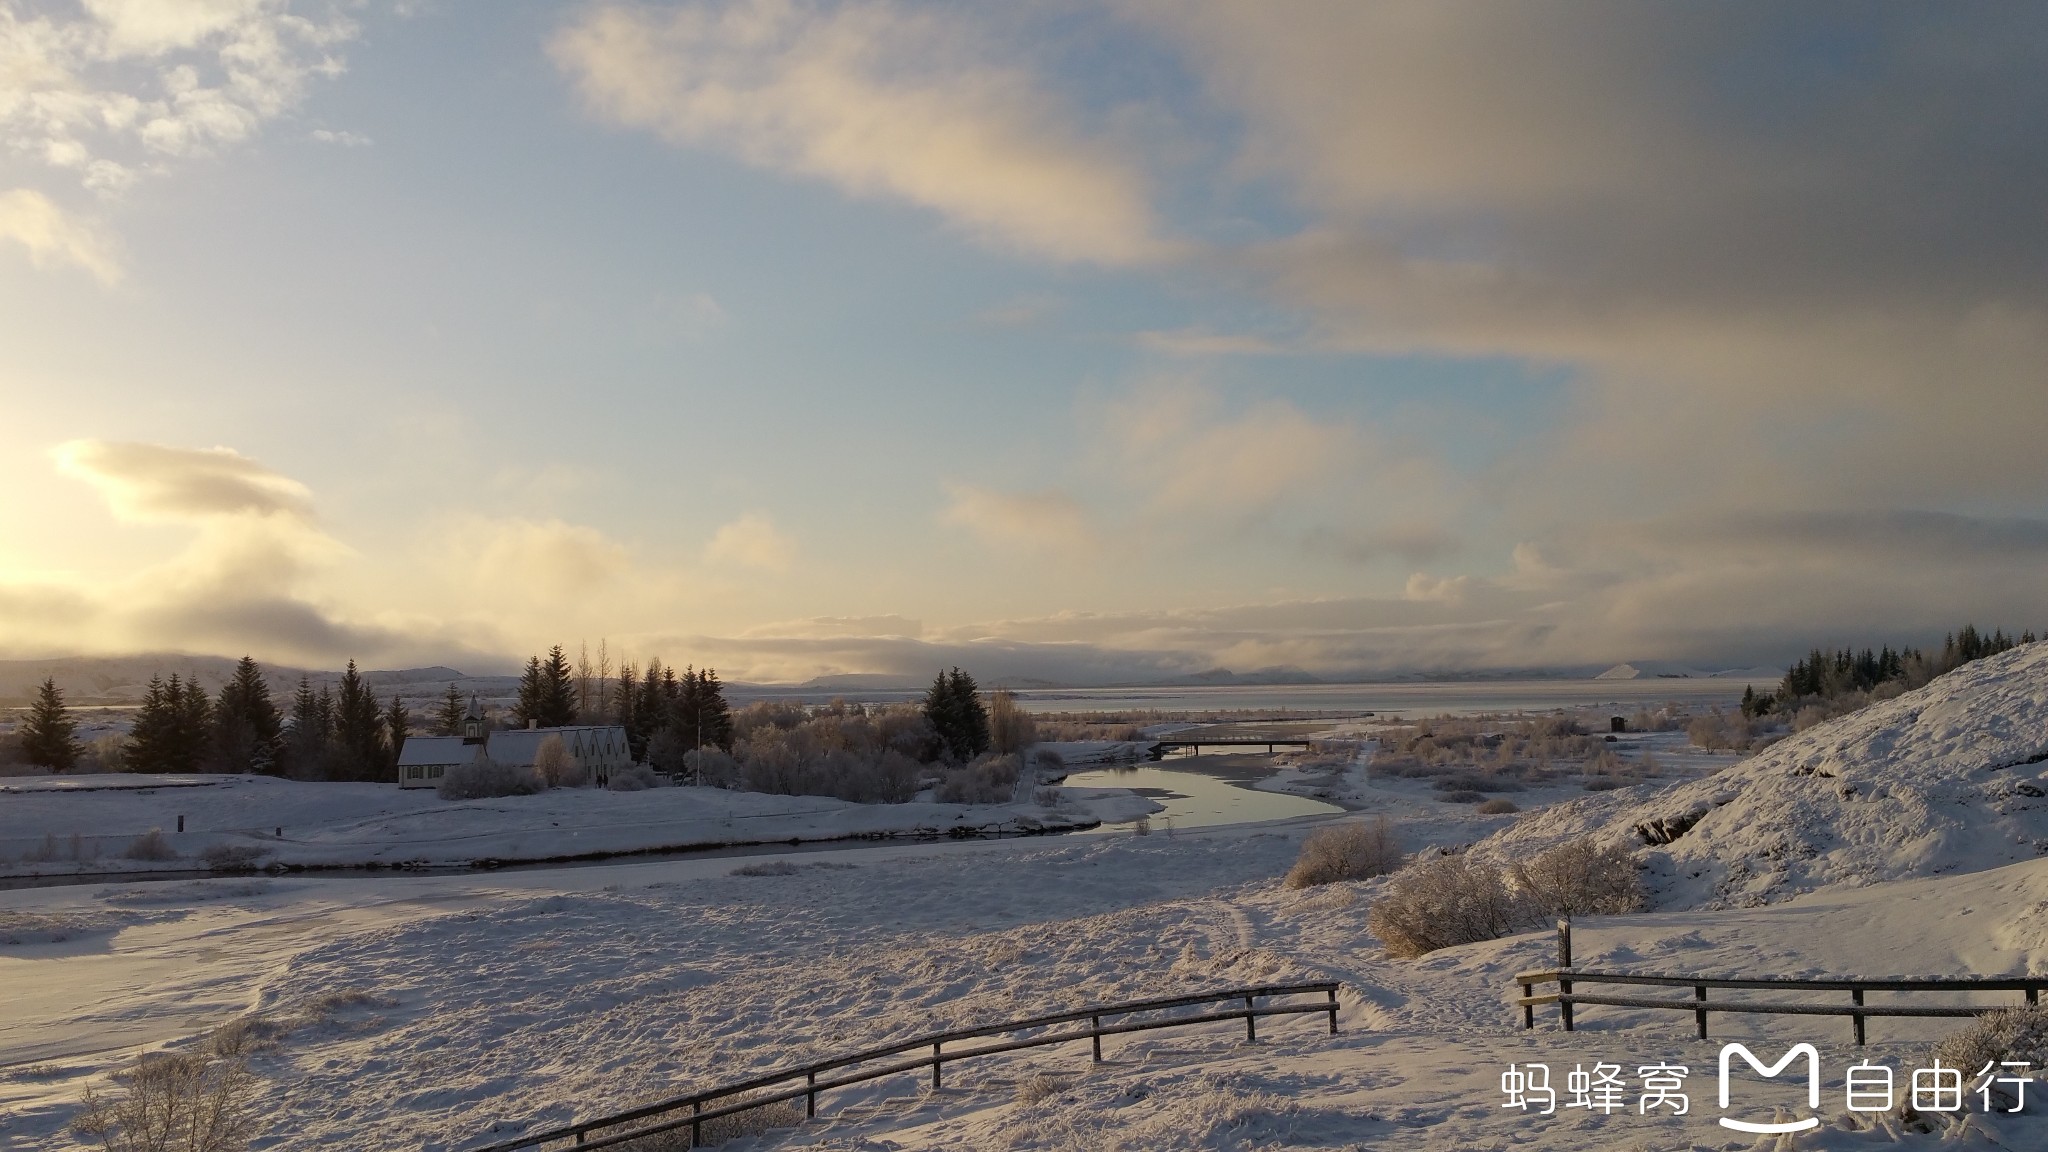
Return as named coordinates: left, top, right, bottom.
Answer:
left=472, top=981, right=1342, bottom=1151
left=1517, top=969, right=2045, bottom=1045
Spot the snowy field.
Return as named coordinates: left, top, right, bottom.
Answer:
left=3, top=824, right=2046, bottom=1150
left=0, top=775, right=1135, bottom=880
left=5, top=648, right=2048, bottom=1149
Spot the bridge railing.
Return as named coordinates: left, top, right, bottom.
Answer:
left=470, top=981, right=1341, bottom=1151
left=1516, top=968, right=2045, bottom=1046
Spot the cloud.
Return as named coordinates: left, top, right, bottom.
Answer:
left=975, top=292, right=1065, bottom=328
left=940, top=482, right=1096, bottom=556
left=0, top=439, right=446, bottom=667
left=52, top=439, right=314, bottom=520
left=308, top=127, right=370, bottom=146
left=0, top=0, right=358, bottom=196
left=1133, top=327, right=1285, bottom=357
left=552, top=0, right=1174, bottom=265
left=0, top=189, right=122, bottom=283
left=1127, top=2, right=2048, bottom=506
left=705, top=511, right=796, bottom=572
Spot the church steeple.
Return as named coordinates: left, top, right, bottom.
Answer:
left=461, top=694, right=485, bottom=744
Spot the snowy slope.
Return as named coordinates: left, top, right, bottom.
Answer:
left=1481, top=642, right=2048, bottom=908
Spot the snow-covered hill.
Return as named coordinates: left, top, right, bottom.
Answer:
left=1481, top=641, right=2048, bottom=909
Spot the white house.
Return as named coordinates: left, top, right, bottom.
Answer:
left=397, top=697, right=635, bottom=788
left=485, top=724, right=634, bottom=786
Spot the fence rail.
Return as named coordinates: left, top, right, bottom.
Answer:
left=471, top=981, right=1341, bottom=1151
left=1517, top=968, right=2046, bottom=1046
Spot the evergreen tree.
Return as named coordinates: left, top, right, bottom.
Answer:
left=435, top=683, right=466, bottom=736
left=615, top=662, right=640, bottom=756
left=514, top=655, right=547, bottom=728
left=923, top=667, right=990, bottom=762
left=628, top=658, right=668, bottom=761
left=698, top=667, right=733, bottom=750
left=332, top=661, right=386, bottom=780
left=130, top=674, right=210, bottom=773
left=385, top=695, right=411, bottom=773
left=540, top=645, right=576, bottom=727
left=210, top=656, right=283, bottom=774
left=20, top=677, right=79, bottom=772
left=285, top=676, right=331, bottom=778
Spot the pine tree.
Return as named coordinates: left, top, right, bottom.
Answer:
left=514, top=655, right=547, bottom=728
left=615, top=662, right=640, bottom=756
left=541, top=645, right=576, bottom=727
left=332, top=661, right=386, bottom=780
left=435, top=683, right=466, bottom=736
left=699, top=667, right=733, bottom=750
left=20, top=677, right=79, bottom=772
left=128, top=675, right=173, bottom=773
left=923, top=667, right=990, bottom=762
left=385, top=695, right=411, bottom=773
left=210, top=656, right=283, bottom=774
left=285, top=676, right=331, bottom=778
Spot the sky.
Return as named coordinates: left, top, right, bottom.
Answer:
left=1, top=0, right=2045, bottom=685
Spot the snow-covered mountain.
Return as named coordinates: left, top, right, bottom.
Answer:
left=1481, top=641, right=2048, bottom=909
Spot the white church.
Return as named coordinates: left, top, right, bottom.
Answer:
left=396, top=698, right=634, bottom=788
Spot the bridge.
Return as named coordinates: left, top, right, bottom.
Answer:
left=1148, top=736, right=1326, bottom=758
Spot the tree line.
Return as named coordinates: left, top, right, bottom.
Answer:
left=1742, top=623, right=2038, bottom=717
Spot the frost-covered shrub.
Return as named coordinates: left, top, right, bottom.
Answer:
left=73, top=1052, right=253, bottom=1152
left=1931, top=1006, right=2048, bottom=1102
left=1285, top=817, right=1404, bottom=889
left=1034, top=746, right=1065, bottom=771
left=606, top=764, right=661, bottom=791
left=936, top=753, right=1020, bottom=804
left=533, top=735, right=589, bottom=788
left=682, top=747, right=743, bottom=788
left=124, top=829, right=177, bottom=861
left=1367, top=853, right=1522, bottom=958
left=1512, top=837, right=1645, bottom=917
left=438, top=757, right=546, bottom=800
left=1475, top=798, right=1521, bottom=815
left=200, top=844, right=270, bottom=872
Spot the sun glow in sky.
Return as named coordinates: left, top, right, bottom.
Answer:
left=2, top=1, right=2045, bottom=683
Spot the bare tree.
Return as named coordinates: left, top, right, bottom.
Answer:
left=576, top=641, right=595, bottom=722
left=597, top=637, right=612, bottom=716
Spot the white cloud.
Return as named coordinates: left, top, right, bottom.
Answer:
left=52, top=438, right=312, bottom=520
left=705, top=511, right=796, bottom=572
left=940, top=482, right=1096, bottom=557
left=1133, top=327, right=1285, bottom=357
left=552, top=0, right=1174, bottom=266
left=308, top=126, right=369, bottom=146
left=0, top=0, right=359, bottom=192
left=0, top=188, right=122, bottom=283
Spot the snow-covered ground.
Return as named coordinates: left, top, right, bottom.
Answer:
left=2, top=824, right=2044, bottom=1150
left=8, top=649, right=2048, bottom=1149
left=1484, top=642, right=2048, bottom=909
left=0, top=776, right=1126, bottom=879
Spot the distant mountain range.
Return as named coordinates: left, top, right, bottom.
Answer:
left=0, top=654, right=1789, bottom=709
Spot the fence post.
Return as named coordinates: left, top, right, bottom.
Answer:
left=932, top=1042, right=942, bottom=1089
left=1522, top=982, right=1534, bottom=1030
left=1091, top=1016, right=1103, bottom=1062
left=1327, top=986, right=1339, bottom=1034
left=690, top=1100, right=701, bottom=1148
left=1244, top=996, right=1258, bottom=1042
left=1557, top=918, right=1574, bottom=1032
left=806, top=1070, right=816, bottom=1118
left=1694, top=985, right=1707, bottom=1040
left=1852, top=989, right=1866, bottom=1046
left=2030, top=984, right=2040, bottom=1007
